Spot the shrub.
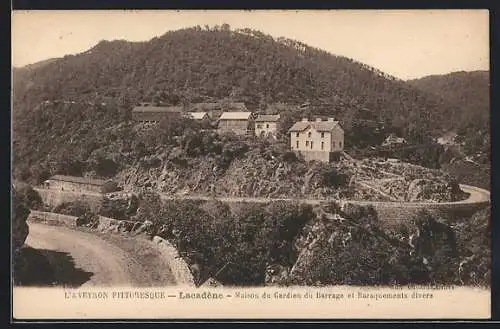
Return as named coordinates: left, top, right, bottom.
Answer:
left=99, top=197, right=130, bottom=220
left=15, top=183, right=44, bottom=210
left=52, top=200, right=93, bottom=217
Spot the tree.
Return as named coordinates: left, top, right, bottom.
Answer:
left=136, top=191, right=162, bottom=223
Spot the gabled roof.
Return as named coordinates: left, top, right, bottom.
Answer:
left=132, top=106, right=183, bottom=113
left=187, top=112, right=208, bottom=120
left=288, top=120, right=341, bottom=132
left=49, top=175, right=112, bottom=186
left=219, top=112, right=252, bottom=120
left=255, top=114, right=280, bottom=122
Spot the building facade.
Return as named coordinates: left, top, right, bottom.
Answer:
left=255, top=114, right=280, bottom=139
left=217, top=112, right=254, bottom=136
left=43, top=175, right=119, bottom=194
left=132, top=105, right=183, bottom=123
left=289, top=118, right=344, bottom=162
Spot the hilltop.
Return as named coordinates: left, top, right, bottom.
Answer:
left=14, top=26, right=463, bottom=129
left=408, top=70, right=489, bottom=119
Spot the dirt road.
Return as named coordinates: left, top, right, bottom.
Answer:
left=25, top=222, right=176, bottom=287
left=159, top=184, right=490, bottom=206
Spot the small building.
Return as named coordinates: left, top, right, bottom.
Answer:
left=132, top=105, right=183, bottom=123
left=255, top=114, right=280, bottom=139
left=186, top=112, right=209, bottom=120
left=382, top=134, right=407, bottom=147
left=190, top=102, right=247, bottom=120
left=43, top=175, right=119, bottom=194
left=217, top=112, right=254, bottom=136
left=288, top=118, right=344, bottom=163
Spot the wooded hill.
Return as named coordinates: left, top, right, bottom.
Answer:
left=408, top=70, right=489, bottom=119
left=12, top=25, right=489, bottom=183
left=409, top=70, right=490, bottom=167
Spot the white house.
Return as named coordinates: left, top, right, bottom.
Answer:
left=288, top=118, right=344, bottom=162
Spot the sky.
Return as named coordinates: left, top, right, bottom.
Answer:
left=11, top=9, right=489, bottom=80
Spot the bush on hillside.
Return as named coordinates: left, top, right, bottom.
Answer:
left=14, top=183, right=44, bottom=211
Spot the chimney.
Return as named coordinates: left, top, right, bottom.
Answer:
left=315, top=118, right=322, bottom=122
left=327, top=118, right=335, bottom=122
left=301, top=118, right=308, bottom=122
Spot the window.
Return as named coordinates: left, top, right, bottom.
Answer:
left=321, top=132, right=324, bottom=138
left=296, top=140, right=299, bottom=149
left=256, top=124, right=262, bottom=129
left=305, top=141, right=309, bottom=147
left=308, top=132, right=312, bottom=138
left=310, top=141, right=313, bottom=149
left=339, top=141, right=342, bottom=148
left=333, top=141, right=336, bottom=148
left=296, top=132, right=299, bottom=137
left=321, top=142, right=324, bottom=150
left=266, top=124, right=269, bottom=128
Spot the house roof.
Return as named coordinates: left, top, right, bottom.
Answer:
left=187, top=112, right=208, bottom=120
left=255, top=114, right=280, bottom=122
left=49, top=175, right=112, bottom=186
left=219, top=112, right=252, bottom=120
left=132, top=106, right=183, bottom=113
left=288, top=120, right=341, bottom=132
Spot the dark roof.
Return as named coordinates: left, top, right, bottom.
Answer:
left=288, top=120, right=341, bottom=132
left=132, top=106, right=183, bottom=113
left=255, top=114, right=280, bottom=122
left=49, top=175, right=112, bottom=186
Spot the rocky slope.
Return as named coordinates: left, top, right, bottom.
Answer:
left=283, top=202, right=490, bottom=286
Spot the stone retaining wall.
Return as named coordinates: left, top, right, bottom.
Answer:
left=27, top=210, right=78, bottom=228
left=341, top=200, right=490, bottom=226
left=151, top=236, right=196, bottom=286
left=340, top=184, right=490, bottom=225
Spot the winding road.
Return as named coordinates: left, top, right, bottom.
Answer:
left=25, top=222, right=176, bottom=287
left=158, top=184, right=490, bottom=206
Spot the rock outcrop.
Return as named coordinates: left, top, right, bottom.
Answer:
left=12, top=187, right=30, bottom=254
left=406, top=178, right=468, bottom=202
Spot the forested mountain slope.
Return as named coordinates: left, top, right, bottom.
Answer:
left=409, top=70, right=490, bottom=172
left=408, top=70, right=489, bottom=120
left=12, top=26, right=487, bottom=184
